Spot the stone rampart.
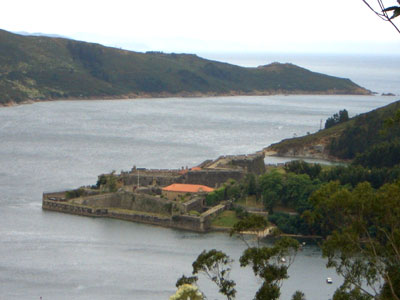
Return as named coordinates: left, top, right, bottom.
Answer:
left=181, top=197, right=204, bottom=213
left=43, top=191, right=67, bottom=201
left=184, top=169, right=244, bottom=187
left=77, top=193, right=119, bottom=207
left=119, top=153, right=265, bottom=189
left=201, top=204, right=227, bottom=220
left=42, top=197, right=207, bottom=232
left=108, top=210, right=172, bottom=228
left=73, top=191, right=172, bottom=215
left=122, top=170, right=183, bottom=187
left=171, top=215, right=205, bottom=232
left=229, top=153, right=265, bottom=175
left=42, top=199, right=108, bottom=216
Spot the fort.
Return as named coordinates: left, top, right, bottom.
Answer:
left=42, top=152, right=265, bottom=232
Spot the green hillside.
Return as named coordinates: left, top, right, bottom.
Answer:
left=0, top=29, right=369, bottom=105
left=266, top=100, right=400, bottom=165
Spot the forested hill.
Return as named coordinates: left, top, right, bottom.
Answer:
left=0, top=29, right=370, bottom=105
left=266, top=100, right=400, bottom=166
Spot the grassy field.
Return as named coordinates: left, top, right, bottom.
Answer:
left=211, top=210, right=240, bottom=228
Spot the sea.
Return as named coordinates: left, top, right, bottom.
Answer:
left=0, top=53, right=399, bottom=300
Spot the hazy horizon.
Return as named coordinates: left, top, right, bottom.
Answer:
left=2, top=0, right=400, bottom=56
left=8, top=28, right=400, bottom=57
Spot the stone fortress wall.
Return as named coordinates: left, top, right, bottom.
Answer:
left=42, top=191, right=227, bottom=232
left=121, top=152, right=265, bottom=188
left=42, top=152, right=264, bottom=232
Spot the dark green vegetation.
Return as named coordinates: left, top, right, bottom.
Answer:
left=330, top=104, right=400, bottom=161
left=65, top=187, right=85, bottom=199
left=180, top=160, right=400, bottom=299
left=198, top=128, right=400, bottom=299
left=268, top=100, right=400, bottom=162
left=310, top=181, right=400, bottom=300
left=176, top=101, right=400, bottom=299
left=325, top=109, right=349, bottom=129
left=0, top=29, right=369, bottom=105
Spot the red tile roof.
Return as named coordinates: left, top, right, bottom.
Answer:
left=190, top=167, right=202, bottom=171
left=162, top=184, right=214, bottom=193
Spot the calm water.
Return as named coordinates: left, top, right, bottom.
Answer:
left=0, top=93, right=397, bottom=299
left=1, top=51, right=400, bottom=299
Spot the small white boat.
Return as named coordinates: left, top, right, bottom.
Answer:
left=280, top=257, right=286, bottom=263
left=326, top=277, right=333, bottom=284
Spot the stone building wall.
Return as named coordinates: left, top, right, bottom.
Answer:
left=121, top=171, right=183, bottom=187
left=230, top=153, right=265, bottom=175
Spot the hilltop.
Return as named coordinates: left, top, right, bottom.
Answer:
left=265, top=100, right=400, bottom=163
left=0, top=29, right=370, bottom=105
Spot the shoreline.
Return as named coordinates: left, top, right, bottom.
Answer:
left=264, top=151, right=349, bottom=164
left=0, top=89, right=372, bottom=108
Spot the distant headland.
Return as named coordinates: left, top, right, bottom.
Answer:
left=0, top=29, right=370, bottom=107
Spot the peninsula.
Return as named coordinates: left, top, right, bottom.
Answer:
left=42, top=99, right=400, bottom=234
left=42, top=153, right=266, bottom=232
left=0, top=29, right=370, bottom=106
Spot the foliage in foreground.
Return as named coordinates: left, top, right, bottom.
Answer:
left=174, top=215, right=302, bottom=300
left=169, top=284, right=204, bottom=300
left=307, top=181, right=400, bottom=300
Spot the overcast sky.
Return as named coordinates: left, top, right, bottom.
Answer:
left=1, top=0, right=400, bottom=55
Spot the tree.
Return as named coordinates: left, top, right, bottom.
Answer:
left=281, top=173, right=319, bottom=211
left=175, top=275, right=198, bottom=288
left=325, top=109, right=349, bottom=129
left=284, top=160, right=322, bottom=180
left=383, top=108, right=400, bottom=131
left=307, top=181, right=400, bottom=300
left=177, top=215, right=302, bottom=300
left=192, top=250, right=236, bottom=300
left=235, top=236, right=300, bottom=300
left=96, top=171, right=118, bottom=192
left=292, top=291, right=307, bottom=300
left=176, top=249, right=236, bottom=300
left=259, top=171, right=284, bottom=214
left=243, top=173, right=258, bottom=198
left=170, top=284, right=204, bottom=300
left=361, top=0, right=400, bottom=34
left=230, top=215, right=300, bottom=300
left=339, top=109, right=349, bottom=123
left=230, top=214, right=270, bottom=247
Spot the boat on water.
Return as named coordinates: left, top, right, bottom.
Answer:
left=326, top=277, right=333, bottom=284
